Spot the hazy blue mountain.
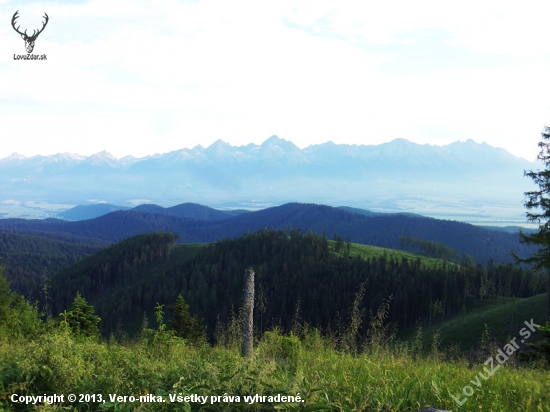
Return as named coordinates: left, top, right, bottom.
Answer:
left=132, top=202, right=246, bottom=221
left=478, top=226, right=538, bottom=234
left=0, top=202, right=535, bottom=264
left=58, top=204, right=131, bottom=221
left=336, top=206, right=421, bottom=217
left=336, top=206, right=379, bottom=216
left=0, top=137, right=536, bottom=221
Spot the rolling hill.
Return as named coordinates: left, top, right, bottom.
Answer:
left=401, top=293, right=548, bottom=351
left=0, top=203, right=536, bottom=265
left=57, top=203, right=130, bottom=221
left=0, top=232, right=103, bottom=296
left=46, top=229, right=546, bottom=340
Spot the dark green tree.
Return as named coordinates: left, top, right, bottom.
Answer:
left=519, top=322, right=550, bottom=366
left=66, top=291, right=101, bottom=337
left=168, top=294, right=206, bottom=345
left=515, top=125, right=550, bottom=321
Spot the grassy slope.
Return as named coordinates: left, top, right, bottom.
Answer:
left=341, top=241, right=547, bottom=350
left=2, top=329, right=549, bottom=411
left=401, top=293, right=548, bottom=350
left=330, top=240, right=452, bottom=269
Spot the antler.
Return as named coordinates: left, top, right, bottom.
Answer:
left=11, top=11, right=49, bottom=40
left=11, top=10, right=26, bottom=37
left=32, top=13, right=49, bottom=39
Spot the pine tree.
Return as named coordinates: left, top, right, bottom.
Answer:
left=168, top=294, right=205, bottom=344
left=515, top=125, right=550, bottom=321
left=66, top=292, right=101, bottom=337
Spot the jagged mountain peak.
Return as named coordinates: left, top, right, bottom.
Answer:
left=89, top=150, right=116, bottom=160
left=204, top=139, right=235, bottom=157
left=208, top=139, right=232, bottom=149
left=261, top=135, right=298, bottom=147
left=2, top=152, right=27, bottom=161
left=49, top=152, right=86, bottom=161
left=78, top=150, right=120, bottom=168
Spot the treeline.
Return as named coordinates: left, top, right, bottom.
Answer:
left=49, top=232, right=178, bottom=316
left=47, top=229, right=547, bottom=339
left=399, top=236, right=462, bottom=262
left=0, top=232, right=103, bottom=296
left=168, top=229, right=546, bottom=337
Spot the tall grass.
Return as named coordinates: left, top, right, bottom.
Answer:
left=1, top=312, right=549, bottom=411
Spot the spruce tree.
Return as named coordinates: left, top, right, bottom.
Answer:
left=66, top=292, right=101, bottom=337
left=168, top=294, right=205, bottom=344
left=515, top=125, right=550, bottom=321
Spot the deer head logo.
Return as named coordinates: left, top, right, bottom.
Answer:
left=11, top=11, right=49, bottom=54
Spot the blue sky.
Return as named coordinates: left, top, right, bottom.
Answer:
left=1, top=0, right=550, bottom=161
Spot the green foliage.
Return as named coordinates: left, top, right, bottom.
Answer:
left=339, top=282, right=366, bottom=354
left=41, top=228, right=548, bottom=342
left=519, top=321, right=550, bottom=367
left=259, top=329, right=302, bottom=372
left=66, top=291, right=101, bottom=338
left=0, top=231, right=102, bottom=296
left=515, top=125, right=550, bottom=321
left=402, top=293, right=548, bottom=351
left=168, top=294, right=206, bottom=345
left=49, top=232, right=178, bottom=317
left=0, top=266, right=42, bottom=339
left=517, top=126, right=550, bottom=269
left=364, top=295, right=396, bottom=353
left=48, top=233, right=198, bottom=335
left=1, top=327, right=550, bottom=411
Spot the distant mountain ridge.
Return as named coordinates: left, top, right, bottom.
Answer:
left=0, top=137, right=534, bottom=219
left=0, top=202, right=536, bottom=265
left=2, top=136, right=529, bottom=172
left=56, top=202, right=250, bottom=222
left=58, top=204, right=130, bottom=221
left=131, top=203, right=248, bottom=221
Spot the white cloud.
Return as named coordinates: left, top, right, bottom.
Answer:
left=1, top=0, right=550, bottom=161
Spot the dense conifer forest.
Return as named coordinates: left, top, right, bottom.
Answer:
left=43, top=230, right=547, bottom=341
left=0, top=232, right=103, bottom=295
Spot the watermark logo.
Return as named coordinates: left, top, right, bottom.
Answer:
left=11, top=10, right=48, bottom=57
left=452, top=318, right=540, bottom=406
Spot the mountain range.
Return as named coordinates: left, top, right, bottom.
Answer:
left=0, top=202, right=535, bottom=265
left=0, top=136, right=536, bottom=223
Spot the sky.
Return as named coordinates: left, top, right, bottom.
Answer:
left=1, top=0, right=550, bottom=161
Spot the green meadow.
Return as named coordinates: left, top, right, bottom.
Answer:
left=2, top=322, right=549, bottom=411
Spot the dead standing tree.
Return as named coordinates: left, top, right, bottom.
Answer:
left=242, top=267, right=255, bottom=357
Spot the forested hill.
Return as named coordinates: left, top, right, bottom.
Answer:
left=0, top=232, right=103, bottom=295
left=49, top=232, right=180, bottom=321
left=47, top=230, right=547, bottom=340
left=0, top=203, right=535, bottom=264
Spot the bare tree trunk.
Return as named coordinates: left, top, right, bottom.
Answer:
left=242, top=267, right=255, bottom=357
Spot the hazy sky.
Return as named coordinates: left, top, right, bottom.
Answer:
left=2, top=0, right=550, bottom=161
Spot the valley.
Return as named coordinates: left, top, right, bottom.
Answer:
left=0, top=143, right=548, bottom=411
